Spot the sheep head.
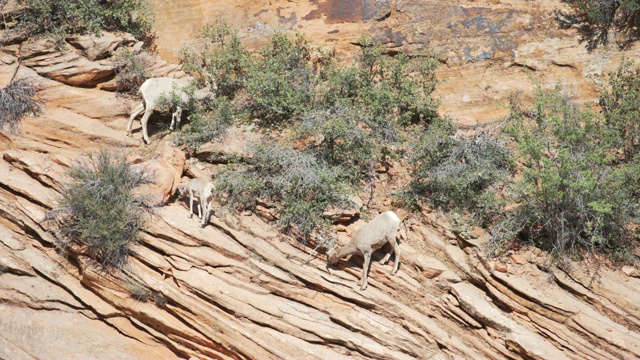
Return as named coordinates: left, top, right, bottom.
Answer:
left=177, top=184, right=187, bottom=197
left=326, top=247, right=340, bottom=265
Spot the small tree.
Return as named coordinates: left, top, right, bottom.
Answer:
left=600, top=58, right=640, bottom=160
left=49, top=150, right=157, bottom=270
left=492, top=86, right=640, bottom=263
left=245, top=32, right=317, bottom=124
left=180, top=20, right=251, bottom=98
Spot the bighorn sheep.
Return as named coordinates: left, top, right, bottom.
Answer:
left=127, top=77, right=212, bottom=144
left=177, top=178, right=216, bottom=227
left=327, top=210, right=401, bottom=290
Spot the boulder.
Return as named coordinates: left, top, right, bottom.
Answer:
left=67, top=31, right=126, bottom=61
left=23, top=51, right=116, bottom=87
left=133, top=143, right=186, bottom=205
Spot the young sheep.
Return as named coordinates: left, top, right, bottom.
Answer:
left=177, top=178, right=216, bottom=227
left=327, top=210, right=402, bottom=291
left=127, top=77, right=213, bottom=144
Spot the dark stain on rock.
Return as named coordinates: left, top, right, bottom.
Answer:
left=327, top=29, right=340, bottom=34
left=304, top=0, right=390, bottom=23
left=371, top=26, right=405, bottom=47
left=253, top=9, right=268, bottom=17
left=277, top=7, right=298, bottom=27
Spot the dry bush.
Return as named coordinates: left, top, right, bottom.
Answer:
left=0, top=78, right=42, bottom=134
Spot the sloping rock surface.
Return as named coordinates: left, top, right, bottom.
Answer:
left=0, top=1, right=639, bottom=359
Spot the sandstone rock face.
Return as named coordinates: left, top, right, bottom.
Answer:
left=67, top=32, right=138, bottom=61
left=0, top=1, right=639, bottom=359
left=152, top=0, right=640, bottom=126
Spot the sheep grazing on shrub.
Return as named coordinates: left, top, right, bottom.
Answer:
left=327, top=210, right=402, bottom=290
left=127, top=77, right=214, bottom=144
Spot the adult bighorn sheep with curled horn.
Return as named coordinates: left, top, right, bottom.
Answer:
left=326, top=210, right=402, bottom=291
left=127, top=76, right=215, bottom=144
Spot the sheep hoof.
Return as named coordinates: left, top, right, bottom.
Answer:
left=389, top=271, right=396, bottom=276
left=188, top=214, right=193, bottom=219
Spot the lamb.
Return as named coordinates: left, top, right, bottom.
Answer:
left=326, top=210, right=402, bottom=291
left=177, top=178, right=216, bottom=227
left=126, top=77, right=213, bottom=144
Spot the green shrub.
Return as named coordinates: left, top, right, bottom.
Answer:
left=491, top=86, right=640, bottom=262
left=114, top=48, right=153, bottom=93
left=17, top=0, right=154, bottom=42
left=558, top=0, right=640, bottom=49
left=175, top=96, right=238, bottom=151
left=216, top=143, right=353, bottom=241
left=564, top=0, right=639, bottom=28
left=600, top=59, right=640, bottom=160
left=0, top=78, right=42, bottom=134
left=245, top=32, right=317, bottom=123
left=154, top=82, right=198, bottom=115
left=181, top=20, right=251, bottom=98
left=320, top=39, right=440, bottom=129
left=295, top=105, right=376, bottom=181
left=176, top=26, right=442, bottom=244
left=408, top=118, right=512, bottom=224
left=49, top=150, right=157, bottom=270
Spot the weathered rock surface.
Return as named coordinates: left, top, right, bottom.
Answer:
left=0, top=1, right=639, bottom=359
left=153, top=0, right=640, bottom=127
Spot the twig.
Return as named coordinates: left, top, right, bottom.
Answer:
left=304, top=243, right=321, bottom=265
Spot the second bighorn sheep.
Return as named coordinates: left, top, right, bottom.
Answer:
left=127, top=77, right=213, bottom=144
left=327, top=210, right=402, bottom=291
left=177, top=178, right=216, bottom=227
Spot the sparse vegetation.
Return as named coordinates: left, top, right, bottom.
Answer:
left=177, top=22, right=441, bottom=243
left=114, top=48, right=153, bottom=93
left=181, top=20, right=251, bottom=98
left=489, top=86, right=640, bottom=264
left=17, top=0, right=155, bottom=43
left=558, top=0, right=640, bottom=49
left=125, top=277, right=153, bottom=302
left=600, top=58, right=640, bottom=160
left=49, top=150, right=157, bottom=271
left=408, top=118, right=513, bottom=225
left=216, top=143, right=353, bottom=242
left=244, top=32, right=318, bottom=123
left=295, top=105, right=376, bottom=181
left=0, top=77, right=42, bottom=134
left=173, top=95, right=237, bottom=151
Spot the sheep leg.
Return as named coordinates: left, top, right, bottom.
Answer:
left=139, top=108, right=153, bottom=144
left=197, top=199, right=203, bottom=219
left=170, top=106, right=183, bottom=131
left=359, top=252, right=372, bottom=291
left=188, top=192, right=194, bottom=218
left=127, top=103, right=145, bottom=136
left=200, top=200, right=209, bottom=227
left=379, top=250, right=392, bottom=264
left=388, top=236, right=401, bottom=275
